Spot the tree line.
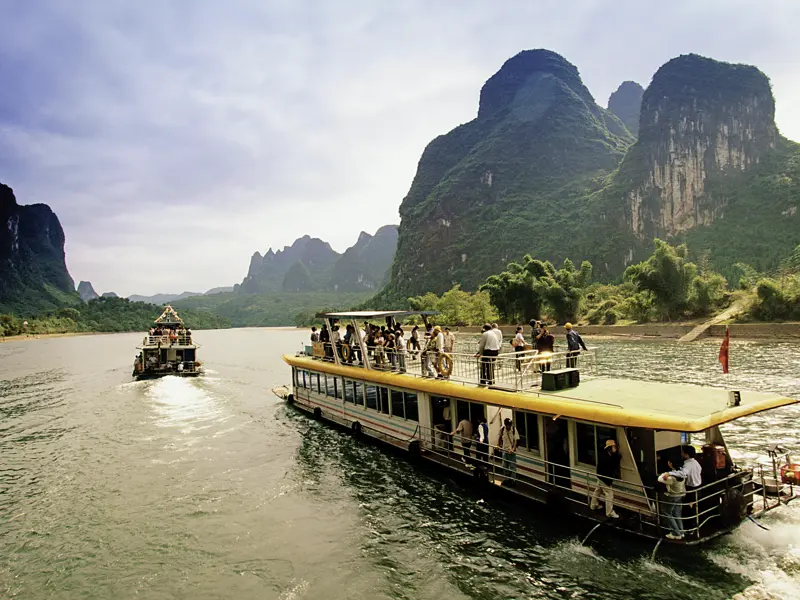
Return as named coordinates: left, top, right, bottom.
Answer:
left=402, top=240, right=800, bottom=326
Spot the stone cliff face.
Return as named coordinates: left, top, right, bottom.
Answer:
left=384, top=49, right=633, bottom=296
left=0, top=183, right=76, bottom=311
left=607, top=81, right=644, bottom=137
left=624, top=55, right=777, bottom=240
left=77, top=281, right=99, bottom=302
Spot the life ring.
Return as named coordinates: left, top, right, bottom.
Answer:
left=437, top=353, right=454, bottom=377
left=313, top=407, right=322, bottom=420
left=351, top=421, right=362, bottom=435
left=780, top=463, right=800, bottom=484
left=341, top=343, right=352, bottom=362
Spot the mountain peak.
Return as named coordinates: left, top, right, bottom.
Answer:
left=77, top=281, right=99, bottom=302
left=478, top=49, right=594, bottom=120
left=608, top=81, right=644, bottom=137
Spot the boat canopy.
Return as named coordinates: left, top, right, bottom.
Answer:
left=315, top=310, right=440, bottom=319
left=283, top=354, right=797, bottom=433
left=154, top=305, right=184, bottom=325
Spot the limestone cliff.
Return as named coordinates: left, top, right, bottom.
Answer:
left=77, top=281, right=99, bottom=302
left=624, top=55, right=777, bottom=240
left=0, top=183, right=77, bottom=312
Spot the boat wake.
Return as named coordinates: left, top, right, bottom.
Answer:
left=706, top=505, right=800, bottom=599
left=146, top=375, right=228, bottom=432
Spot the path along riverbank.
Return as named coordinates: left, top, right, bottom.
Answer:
left=452, top=322, right=800, bottom=341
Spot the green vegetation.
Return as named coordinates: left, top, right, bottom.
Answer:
left=406, top=285, right=498, bottom=326
left=0, top=296, right=230, bottom=337
left=174, top=291, right=372, bottom=327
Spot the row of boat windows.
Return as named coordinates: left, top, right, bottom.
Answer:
left=294, top=369, right=419, bottom=422
left=293, top=369, right=615, bottom=467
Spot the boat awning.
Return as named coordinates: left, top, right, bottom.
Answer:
left=282, top=355, right=798, bottom=432
left=314, top=310, right=440, bottom=319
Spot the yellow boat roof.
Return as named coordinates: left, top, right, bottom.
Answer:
left=283, top=354, right=797, bottom=432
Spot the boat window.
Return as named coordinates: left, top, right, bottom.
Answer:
left=404, top=392, right=418, bottom=422
left=378, top=387, right=390, bottom=415
left=344, top=379, right=355, bottom=403
left=314, top=372, right=323, bottom=394
left=335, top=377, right=343, bottom=399
left=355, top=382, right=365, bottom=406
left=292, top=368, right=297, bottom=387
left=456, top=400, right=486, bottom=424
left=326, top=375, right=337, bottom=398
left=365, top=384, right=378, bottom=410
left=391, top=389, right=405, bottom=418
left=577, top=423, right=617, bottom=466
left=300, top=370, right=306, bottom=389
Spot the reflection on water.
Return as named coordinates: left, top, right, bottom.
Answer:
left=0, top=331, right=798, bottom=599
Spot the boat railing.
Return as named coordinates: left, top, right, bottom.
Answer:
left=299, top=341, right=598, bottom=392
left=406, top=421, right=764, bottom=540
left=143, top=334, right=193, bottom=346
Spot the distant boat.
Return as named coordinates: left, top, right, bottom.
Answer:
left=132, top=305, right=203, bottom=379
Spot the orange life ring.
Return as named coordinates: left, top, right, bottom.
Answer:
left=437, top=353, right=453, bottom=377
left=780, top=463, right=800, bottom=485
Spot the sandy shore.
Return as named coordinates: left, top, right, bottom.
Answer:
left=0, top=331, right=107, bottom=343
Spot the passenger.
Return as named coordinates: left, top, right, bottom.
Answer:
left=374, top=329, right=385, bottom=367
left=455, top=417, right=474, bottom=461
left=498, top=418, right=520, bottom=482
left=590, top=439, right=622, bottom=519
left=422, top=326, right=442, bottom=377
left=564, top=322, right=588, bottom=368
left=491, top=323, right=503, bottom=347
left=443, top=327, right=455, bottom=354
left=332, top=325, right=342, bottom=359
left=320, top=324, right=332, bottom=359
left=310, top=326, right=320, bottom=343
left=395, top=328, right=407, bottom=373
left=669, top=445, right=702, bottom=508
left=352, top=325, right=364, bottom=364
left=475, top=323, right=501, bottom=385
left=658, top=459, right=687, bottom=540
left=529, top=319, right=541, bottom=344
left=409, top=325, right=421, bottom=357
left=537, top=324, right=555, bottom=372
left=385, top=333, right=397, bottom=371
left=475, top=415, right=490, bottom=469
left=343, top=325, right=354, bottom=362
left=512, top=326, right=526, bottom=371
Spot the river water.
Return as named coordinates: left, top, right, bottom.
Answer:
left=1, top=329, right=799, bottom=600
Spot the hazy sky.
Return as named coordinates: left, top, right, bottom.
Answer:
left=1, top=0, right=799, bottom=296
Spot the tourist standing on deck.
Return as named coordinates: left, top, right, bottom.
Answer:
left=455, top=417, right=474, bottom=460
left=475, top=324, right=501, bottom=385
left=537, top=325, right=555, bottom=372
left=564, top=323, right=588, bottom=368
left=443, top=327, right=455, bottom=354
left=320, top=324, right=331, bottom=360
left=590, top=439, right=622, bottom=518
left=530, top=320, right=541, bottom=345
left=498, top=418, right=520, bottom=482
left=310, top=326, right=320, bottom=343
left=410, top=325, right=421, bottom=358
left=491, top=323, right=503, bottom=347
left=658, top=460, right=686, bottom=540
left=512, top=326, right=526, bottom=371
left=395, top=328, right=407, bottom=373
left=669, top=445, right=703, bottom=510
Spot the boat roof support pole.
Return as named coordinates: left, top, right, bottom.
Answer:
left=328, top=317, right=342, bottom=367
left=353, top=318, right=371, bottom=371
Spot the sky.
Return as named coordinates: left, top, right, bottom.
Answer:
left=1, top=1, right=799, bottom=297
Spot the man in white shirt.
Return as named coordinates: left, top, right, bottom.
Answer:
left=475, top=323, right=501, bottom=385
left=395, top=329, right=407, bottom=373
left=669, top=445, right=703, bottom=508
left=443, top=327, right=455, bottom=353
left=491, top=323, right=503, bottom=347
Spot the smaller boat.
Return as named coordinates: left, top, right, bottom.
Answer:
left=132, top=305, right=203, bottom=379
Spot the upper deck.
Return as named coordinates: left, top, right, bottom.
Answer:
left=285, top=342, right=797, bottom=433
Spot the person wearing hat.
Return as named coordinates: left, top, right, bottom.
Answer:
left=564, top=323, right=588, bottom=368
left=498, top=417, right=520, bottom=483
left=423, top=326, right=445, bottom=377
left=590, top=439, right=622, bottom=518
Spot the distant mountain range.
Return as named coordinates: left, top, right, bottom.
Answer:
left=126, top=287, right=235, bottom=304
left=239, top=225, right=398, bottom=294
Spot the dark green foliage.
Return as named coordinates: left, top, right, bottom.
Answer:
left=750, top=277, right=800, bottom=321
left=607, top=81, right=644, bottom=137
left=283, top=261, right=317, bottom=292
left=0, top=296, right=230, bottom=337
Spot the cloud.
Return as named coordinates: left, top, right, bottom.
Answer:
left=1, top=0, right=798, bottom=295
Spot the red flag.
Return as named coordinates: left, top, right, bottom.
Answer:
left=718, top=326, right=730, bottom=374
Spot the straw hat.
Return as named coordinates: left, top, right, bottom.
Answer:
left=604, top=439, right=617, bottom=449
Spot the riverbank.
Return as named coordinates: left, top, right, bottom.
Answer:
left=0, top=331, right=107, bottom=343
left=451, top=322, right=800, bottom=341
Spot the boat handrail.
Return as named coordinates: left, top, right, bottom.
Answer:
left=298, top=341, right=599, bottom=393
left=142, top=334, right=193, bottom=346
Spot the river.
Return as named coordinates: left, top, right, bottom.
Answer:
left=1, top=329, right=799, bottom=599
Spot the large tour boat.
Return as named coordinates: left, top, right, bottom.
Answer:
left=277, top=310, right=800, bottom=548
left=132, top=305, right=202, bottom=379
